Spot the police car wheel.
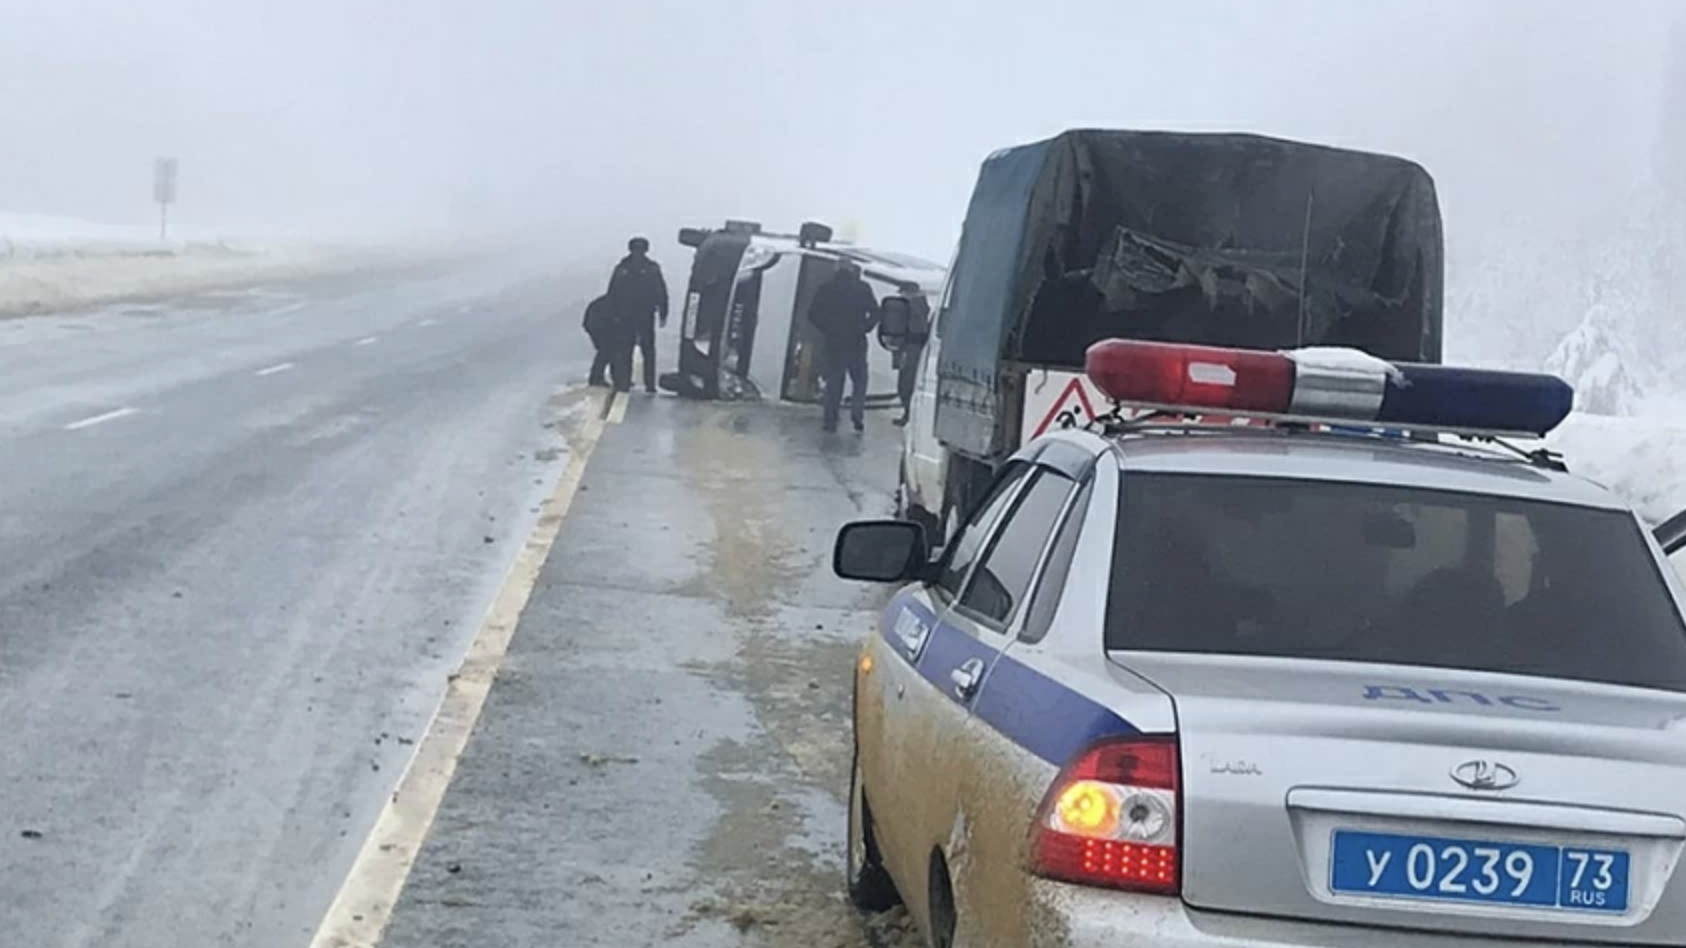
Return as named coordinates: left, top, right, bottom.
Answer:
left=926, top=853, right=957, bottom=948
left=846, top=754, right=901, bottom=912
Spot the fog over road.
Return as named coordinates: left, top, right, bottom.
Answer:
left=0, top=260, right=596, bottom=947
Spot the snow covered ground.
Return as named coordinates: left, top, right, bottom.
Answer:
left=0, top=212, right=452, bottom=317
left=1545, top=411, right=1686, bottom=526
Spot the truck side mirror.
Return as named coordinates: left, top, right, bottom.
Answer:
left=833, top=520, right=930, bottom=583
left=878, top=298, right=910, bottom=350
left=877, top=297, right=928, bottom=351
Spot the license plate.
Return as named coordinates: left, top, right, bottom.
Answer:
left=1330, top=830, right=1629, bottom=913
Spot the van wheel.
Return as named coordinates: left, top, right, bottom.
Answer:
left=847, top=755, right=901, bottom=911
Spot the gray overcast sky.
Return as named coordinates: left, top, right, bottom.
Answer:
left=1, top=0, right=1682, bottom=262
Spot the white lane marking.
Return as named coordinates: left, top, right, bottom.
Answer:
left=269, top=302, right=307, bottom=317
left=307, top=405, right=608, bottom=948
left=255, top=362, right=295, bottom=377
left=354, top=336, right=378, bottom=347
left=64, top=407, right=138, bottom=431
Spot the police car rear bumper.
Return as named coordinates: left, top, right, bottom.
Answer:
left=1032, top=881, right=1588, bottom=948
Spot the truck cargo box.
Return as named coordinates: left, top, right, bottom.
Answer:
left=935, top=129, right=1445, bottom=458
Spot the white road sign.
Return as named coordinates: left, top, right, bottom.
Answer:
left=153, top=158, right=178, bottom=206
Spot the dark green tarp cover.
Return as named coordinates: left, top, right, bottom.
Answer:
left=935, top=129, right=1445, bottom=456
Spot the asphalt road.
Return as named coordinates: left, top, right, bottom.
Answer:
left=380, top=395, right=918, bottom=948
left=0, top=259, right=602, bottom=947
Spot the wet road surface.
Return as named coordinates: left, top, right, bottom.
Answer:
left=380, top=395, right=920, bottom=947
left=0, top=259, right=605, bottom=947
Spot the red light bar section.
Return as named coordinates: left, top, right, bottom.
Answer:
left=1085, top=340, right=1294, bottom=414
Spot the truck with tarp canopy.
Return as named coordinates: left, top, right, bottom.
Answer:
left=892, top=128, right=1446, bottom=538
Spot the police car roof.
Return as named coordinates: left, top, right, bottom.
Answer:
left=1087, top=426, right=1628, bottom=511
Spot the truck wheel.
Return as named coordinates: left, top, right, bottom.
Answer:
left=897, top=462, right=940, bottom=539
left=907, top=501, right=940, bottom=541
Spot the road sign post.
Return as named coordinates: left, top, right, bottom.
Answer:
left=153, top=158, right=178, bottom=241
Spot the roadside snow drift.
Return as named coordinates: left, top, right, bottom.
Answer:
left=1547, top=412, right=1686, bottom=526
left=0, top=213, right=449, bottom=317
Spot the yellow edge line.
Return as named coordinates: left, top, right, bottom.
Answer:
left=306, top=393, right=612, bottom=948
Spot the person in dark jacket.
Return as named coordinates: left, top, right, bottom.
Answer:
left=583, top=293, right=614, bottom=387
left=888, top=289, right=930, bottom=426
left=605, top=236, right=669, bottom=393
left=807, top=262, right=881, bottom=433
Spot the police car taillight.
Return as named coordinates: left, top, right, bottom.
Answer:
left=1029, top=736, right=1180, bottom=895
left=1084, top=340, right=1576, bottom=437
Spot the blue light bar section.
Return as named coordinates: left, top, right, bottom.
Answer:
left=1377, top=364, right=1575, bottom=436
left=1324, top=425, right=1408, bottom=439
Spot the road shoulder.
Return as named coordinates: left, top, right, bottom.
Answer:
left=340, top=394, right=917, bottom=947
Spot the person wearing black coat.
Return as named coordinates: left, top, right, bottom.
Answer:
left=583, top=294, right=614, bottom=387
left=604, top=236, right=670, bottom=393
left=807, top=262, right=881, bottom=433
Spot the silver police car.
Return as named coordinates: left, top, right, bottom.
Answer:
left=834, top=342, right=1686, bottom=948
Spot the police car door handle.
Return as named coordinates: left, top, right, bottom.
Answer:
left=950, top=658, right=986, bottom=699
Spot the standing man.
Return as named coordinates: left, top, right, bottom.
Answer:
left=890, top=289, right=930, bottom=427
left=807, top=261, right=880, bottom=434
left=605, top=236, right=669, bottom=393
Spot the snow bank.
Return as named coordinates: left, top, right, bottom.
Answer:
left=1546, top=412, right=1686, bottom=525
left=0, top=213, right=454, bottom=317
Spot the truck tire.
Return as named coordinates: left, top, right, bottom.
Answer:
left=941, top=454, right=992, bottom=543
left=897, top=460, right=941, bottom=540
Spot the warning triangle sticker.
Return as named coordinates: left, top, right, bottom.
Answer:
left=1031, top=377, right=1100, bottom=439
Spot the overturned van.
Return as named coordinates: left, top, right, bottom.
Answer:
left=660, top=220, right=947, bottom=403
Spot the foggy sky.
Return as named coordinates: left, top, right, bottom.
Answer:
left=2, top=0, right=1682, bottom=263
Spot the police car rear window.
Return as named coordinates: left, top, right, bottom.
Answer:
left=1107, top=473, right=1686, bottom=692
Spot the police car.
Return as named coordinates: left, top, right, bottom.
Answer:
left=832, top=340, right=1686, bottom=948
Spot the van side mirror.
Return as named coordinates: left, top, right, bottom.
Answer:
left=833, top=520, right=930, bottom=583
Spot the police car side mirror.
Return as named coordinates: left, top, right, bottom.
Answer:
left=833, top=520, right=930, bottom=584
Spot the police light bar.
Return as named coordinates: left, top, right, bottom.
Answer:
left=1084, top=340, right=1575, bottom=438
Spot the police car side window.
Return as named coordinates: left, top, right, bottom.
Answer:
left=957, top=471, right=1076, bottom=628
left=1018, top=475, right=1093, bottom=644
left=935, top=464, right=1029, bottom=599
